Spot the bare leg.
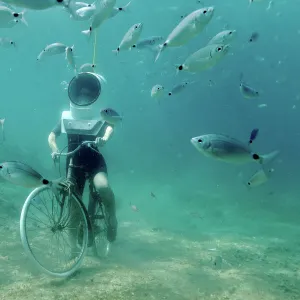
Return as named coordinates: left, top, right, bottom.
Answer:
left=92, top=172, right=117, bottom=242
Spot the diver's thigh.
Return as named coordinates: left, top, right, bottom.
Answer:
left=93, top=172, right=109, bottom=189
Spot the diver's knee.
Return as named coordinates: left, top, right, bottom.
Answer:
left=93, top=172, right=109, bottom=190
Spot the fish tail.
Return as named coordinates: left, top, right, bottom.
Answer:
left=112, top=48, right=119, bottom=55
left=82, top=27, right=92, bottom=39
left=20, top=10, right=28, bottom=26
left=154, top=44, right=164, bottom=62
left=258, top=150, right=280, bottom=165
left=123, top=0, right=132, bottom=11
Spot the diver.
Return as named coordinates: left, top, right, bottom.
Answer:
left=47, top=72, right=117, bottom=243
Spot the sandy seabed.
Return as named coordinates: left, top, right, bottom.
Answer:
left=0, top=211, right=299, bottom=300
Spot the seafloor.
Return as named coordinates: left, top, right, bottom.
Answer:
left=0, top=180, right=299, bottom=300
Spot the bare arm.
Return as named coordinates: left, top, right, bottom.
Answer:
left=48, top=132, right=59, bottom=153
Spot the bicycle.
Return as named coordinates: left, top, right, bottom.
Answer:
left=19, top=140, right=110, bottom=278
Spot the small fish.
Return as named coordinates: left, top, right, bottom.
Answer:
left=37, top=43, right=67, bottom=61
left=0, top=0, right=69, bottom=10
left=100, top=108, right=122, bottom=125
left=247, top=168, right=275, bottom=187
left=207, top=30, right=236, bottom=45
left=132, top=36, right=164, bottom=49
left=151, top=84, right=164, bottom=98
left=109, top=0, right=132, bottom=18
left=176, top=44, right=229, bottom=73
left=0, top=6, right=27, bottom=27
left=266, top=0, right=274, bottom=11
left=0, top=118, right=4, bottom=142
left=258, top=103, right=267, bottom=108
left=113, top=23, right=143, bottom=54
left=130, top=204, right=138, bottom=212
left=249, top=128, right=259, bottom=144
left=150, top=192, right=156, bottom=199
left=0, top=161, right=50, bottom=188
left=79, top=63, right=96, bottom=73
left=65, top=45, right=76, bottom=74
left=155, top=7, right=214, bottom=61
left=0, top=37, right=15, bottom=48
left=75, top=4, right=96, bottom=20
left=190, top=131, right=279, bottom=165
left=168, top=81, right=193, bottom=96
left=82, top=0, right=116, bottom=38
left=248, top=32, right=259, bottom=43
left=240, top=74, right=259, bottom=99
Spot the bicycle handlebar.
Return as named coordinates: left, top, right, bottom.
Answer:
left=56, top=140, right=97, bottom=157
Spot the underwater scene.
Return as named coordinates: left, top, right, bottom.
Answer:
left=0, top=0, right=299, bottom=299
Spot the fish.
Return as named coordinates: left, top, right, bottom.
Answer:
left=176, top=43, right=229, bottom=73
left=0, top=0, right=69, bottom=10
left=151, top=84, right=164, bottom=98
left=168, top=81, right=193, bottom=96
left=37, top=43, right=67, bottom=61
left=240, top=74, right=259, bottom=99
left=79, top=63, right=96, bottom=73
left=249, top=128, right=259, bottom=144
left=82, top=0, right=116, bottom=38
left=109, top=0, right=131, bottom=18
left=155, top=7, right=214, bottom=61
left=65, top=45, right=76, bottom=73
left=246, top=168, right=275, bottom=188
left=132, top=36, right=164, bottom=50
left=100, top=108, right=122, bottom=125
left=75, top=4, right=96, bottom=20
left=0, top=161, right=50, bottom=188
left=207, top=30, right=236, bottom=45
left=0, top=5, right=27, bottom=27
left=0, top=118, right=4, bottom=142
left=248, top=32, right=259, bottom=43
left=190, top=131, right=279, bottom=165
left=113, top=23, right=143, bottom=54
left=0, top=37, right=15, bottom=48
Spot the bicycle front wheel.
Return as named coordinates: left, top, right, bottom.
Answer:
left=20, top=184, right=89, bottom=277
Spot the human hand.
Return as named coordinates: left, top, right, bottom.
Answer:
left=51, top=151, right=60, bottom=162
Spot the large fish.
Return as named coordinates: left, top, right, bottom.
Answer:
left=155, top=7, right=214, bottom=61
left=0, top=0, right=69, bottom=10
left=190, top=131, right=279, bottom=165
left=0, top=161, right=50, bottom=188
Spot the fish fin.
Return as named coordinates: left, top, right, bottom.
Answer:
left=175, top=64, right=182, bottom=75
left=20, top=10, right=28, bottom=26
left=258, top=150, right=280, bottom=165
left=112, top=48, right=119, bottom=55
left=82, top=28, right=92, bottom=39
left=154, top=44, right=165, bottom=62
left=122, top=0, right=132, bottom=12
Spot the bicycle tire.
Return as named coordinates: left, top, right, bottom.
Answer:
left=20, top=184, right=89, bottom=278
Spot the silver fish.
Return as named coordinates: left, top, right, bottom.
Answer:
left=168, top=81, right=193, bottom=96
left=0, top=37, right=15, bottom=48
left=37, top=42, right=67, bottom=61
left=132, top=36, right=164, bottom=49
left=0, top=0, right=69, bottom=10
left=190, top=133, right=279, bottom=165
left=79, top=63, right=96, bottom=73
left=100, top=108, right=122, bottom=125
left=240, top=82, right=259, bottom=99
left=0, top=161, right=50, bottom=188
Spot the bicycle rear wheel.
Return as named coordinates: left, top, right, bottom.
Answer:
left=20, top=184, right=89, bottom=277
